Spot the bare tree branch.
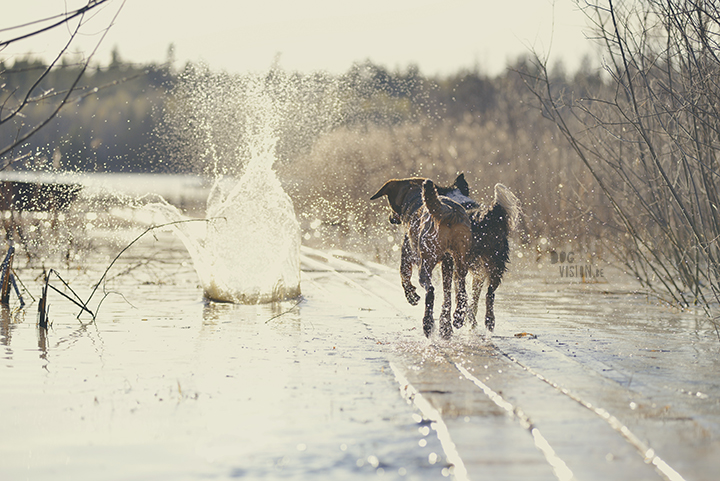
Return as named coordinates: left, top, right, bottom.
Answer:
left=520, top=0, right=720, bottom=320
left=0, top=0, right=112, bottom=49
left=0, top=0, right=125, bottom=170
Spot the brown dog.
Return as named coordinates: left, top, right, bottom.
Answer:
left=452, top=183, right=521, bottom=332
left=371, top=175, right=471, bottom=338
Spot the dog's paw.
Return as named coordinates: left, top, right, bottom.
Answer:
left=467, top=313, right=477, bottom=329
left=439, top=323, right=453, bottom=340
left=440, top=311, right=453, bottom=335
left=485, top=316, right=495, bottom=331
left=405, top=289, right=421, bottom=306
left=423, top=316, right=434, bottom=338
left=453, top=312, right=465, bottom=329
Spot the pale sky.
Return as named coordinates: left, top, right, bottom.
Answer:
left=1, top=0, right=594, bottom=76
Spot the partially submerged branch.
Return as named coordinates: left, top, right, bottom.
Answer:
left=84, top=218, right=220, bottom=319
left=35, top=218, right=219, bottom=326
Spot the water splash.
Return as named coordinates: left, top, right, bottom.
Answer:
left=155, top=72, right=304, bottom=303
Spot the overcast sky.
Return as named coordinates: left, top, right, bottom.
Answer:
left=1, top=0, right=594, bottom=76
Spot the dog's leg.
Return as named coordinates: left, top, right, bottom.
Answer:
left=485, top=270, right=502, bottom=331
left=400, top=235, right=420, bottom=305
left=419, top=260, right=435, bottom=338
left=439, top=254, right=454, bottom=339
left=452, top=257, right=469, bottom=330
left=468, top=271, right=484, bottom=329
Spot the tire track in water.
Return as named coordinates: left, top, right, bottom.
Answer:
left=301, top=248, right=690, bottom=481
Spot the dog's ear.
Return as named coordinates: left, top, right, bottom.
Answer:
left=454, top=173, right=470, bottom=196
left=371, top=179, right=419, bottom=216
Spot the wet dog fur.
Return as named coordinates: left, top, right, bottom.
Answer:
left=371, top=175, right=471, bottom=338
left=461, top=183, right=521, bottom=331
left=372, top=174, right=521, bottom=334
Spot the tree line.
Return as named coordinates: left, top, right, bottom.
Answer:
left=0, top=51, right=597, bottom=174
left=0, top=51, right=169, bottom=172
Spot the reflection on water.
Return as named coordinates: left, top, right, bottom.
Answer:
left=0, top=305, right=12, bottom=348
left=1, top=305, right=28, bottom=361
left=0, top=238, right=446, bottom=479
left=36, top=323, right=48, bottom=361
left=1, top=228, right=719, bottom=479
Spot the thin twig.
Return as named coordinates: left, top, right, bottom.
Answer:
left=0, top=0, right=112, bottom=48
left=47, top=269, right=94, bottom=317
left=83, top=218, right=221, bottom=319
left=47, top=283, right=93, bottom=316
left=265, top=297, right=304, bottom=323
left=0, top=0, right=125, bottom=160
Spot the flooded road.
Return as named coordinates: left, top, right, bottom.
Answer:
left=1, top=232, right=719, bottom=480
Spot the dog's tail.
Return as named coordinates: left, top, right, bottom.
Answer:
left=493, top=183, right=522, bottom=231
left=422, top=179, right=469, bottom=226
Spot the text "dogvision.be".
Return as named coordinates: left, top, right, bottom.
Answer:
left=550, top=251, right=605, bottom=279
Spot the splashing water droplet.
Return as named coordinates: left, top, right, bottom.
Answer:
left=153, top=73, right=301, bottom=303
